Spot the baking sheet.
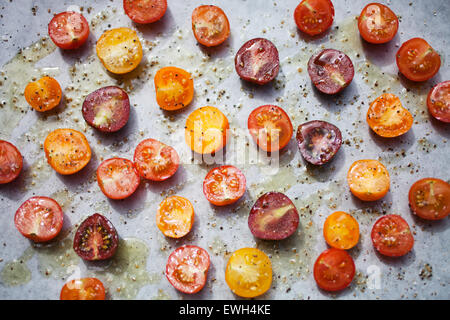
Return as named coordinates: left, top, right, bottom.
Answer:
left=0, top=0, right=449, bottom=300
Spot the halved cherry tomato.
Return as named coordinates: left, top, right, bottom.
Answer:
left=73, top=213, right=119, bottom=261
left=248, top=105, right=293, bottom=152
left=123, top=0, right=167, bottom=24
left=0, top=140, right=23, bottom=184
left=185, top=106, right=229, bottom=154
left=203, top=165, right=246, bottom=206
left=408, top=178, right=450, bottom=221
left=371, top=214, right=414, bottom=257
left=60, top=278, right=105, bottom=300
left=96, top=27, right=143, bottom=74
left=294, top=0, right=335, bottom=36
left=313, top=248, right=355, bottom=292
left=225, top=248, right=272, bottom=298
left=323, top=211, right=359, bottom=250
left=24, top=76, right=62, bottom=112
left=192, top=5, right=230, bottom=47
left=427, top=80, right=450, bottom=123
left=48, top=11, right=90, bottom=50
left=97, top=158, right=140, bottom=200
left=248, top=192, right=299, bottom=240
left=296, top=120, right=342, bottom=165
left=358, top=3, right=399, bottom=44
left=154, top=67, right=194, bottom=111
left=133, top=138, right=179, bottom=181
left=166, top=245, right=210, bottom=294
left=44, top=128, right=92, bottom=175
left=308, top=49, right=354, bottom=94
left=235, top=38, right=280, bottom=85
left=347, top=159, right=390, bottom=201
left=156, top=196, right=194, bottom=238
left=14, top=196, right=64, bottom=243
left=367, top=93, right=413, bottom=138
left=82, top=86, right=130, bottom=132
left=396, top=38, right=441, bottom=82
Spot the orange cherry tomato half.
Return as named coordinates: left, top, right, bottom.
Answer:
left=60, top=278, right=106, bottom=300
left=225, top=247, right=272, bottom=298
left=44, top=128, right=92, bottom=175
left=408, top=178, right=450, bottom=221
left=396, top=38, right=441, bottom=82
left=133, top=138, right=179, bottom=181
left=48, top=11, right=90, bottom=50
left=347, top=159, right=390, bottom=201
left=97, top=158, right=140, bottom=200
left=156, top=196, right=194, bottom=238
left=96, top=27, right=143, bottom=74
left=123, top=0, right=167, bottom=24
left=14, top=196, right=64, bottom=243
left=358, top=3, right=399, bottom=44
left=371, top=214, right=414, bottom=257
left=185, top=106, right=229, bottom=154
left=192, top=5, right=230, bottom=47
left=154, top=67, right=194, bottom=111
left=248, top=105, right=293, bottom=152
left=294, top=0, right=335, bottom=36
left=0, top=140, right=23, bottom=184
left=427, top=80, right=450, bottom=123
left=367, top=93, right=413, bottom=138
left=24, top=76, right=62, bottom=112
left=166, top=245, right=210, bottom=294
left=323, top=211, right=360, bottom=250
left=203, top=165, right=246, bottom=206
left=313, top=248, right=355, bottom=292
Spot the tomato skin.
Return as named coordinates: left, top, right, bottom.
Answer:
left=0, top=140, right=23, bottom=184
left=60, top=278, right=105, bottom=300
left=294, top=0, right=335, bottom=36
left=313, top=248, right=355, bottom=292
left=154, top=67, right=194, bottom=111
left=347, top=159, right=390, bottom=201
left=203, top=165, right=246, bottom=206
left=14, top=196, right=64, bottom=243
left=165, top=245, right=210, bottom=294
left=408, top=178, right=450, bottom=221
left=371, top=215, right=414, bottom=257
left=123, top=0, right=167, bottom=24
left=396, top=38, right=441, bottom=82
left=323, top=211, right=359, bottom=250
left=427, top=81, right=450, bottom=123
left=24, top=76, right=62, bottom=112
left=97, top=158, right=140, bottom=200
left=358, top=3, right=399, bottom=44
left=192, top=5, right=230, bottom=47
left=156, top=196, right=195, bottom=238
left=48, top=11, right=90, bottom=50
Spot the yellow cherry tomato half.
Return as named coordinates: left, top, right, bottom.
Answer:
left=347, top=159, right=390, bottom=201
left=154, top=66, right=194, bottom=111
left=24, top=76, right=62, bottom=112
left=323, top=211, right=360, bottom=250
left=156, top=196, right=194, bottom=238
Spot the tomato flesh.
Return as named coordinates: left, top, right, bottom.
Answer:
left=24, top=76, right=62, bottom=112
left=157, top=196, right=195, bottom=238
left=313, top=248, right=355, bottom=292
left=409, top=178, right=450, bottom=221
left=154, top=67, right=194, bottom=111
left=123, top=0, right=167, bottom=24
left=97, top=158, right=140, bottom=200
left=48, top=11, right=90, bottom=50
left=60, top=278, right=105, bottom=300
left=323, top=211, right=360, bottom=250
left=294, top=0, right=335, bottom=36
left=203, top=165, right=246, bottom=206
left=371, top=214, right=414, bottom=257
left=192, top=5, right=230, bottom=47
left=427, top=80, right=450, bottom=123
left=347, top=159, right=390, bottom=201
left=0, top=140, right=23, bottom=184
left=358, top=3, right=399, bottom=44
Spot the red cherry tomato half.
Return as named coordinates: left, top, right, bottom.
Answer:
left=308, top=49, right=354, bottom=94
left=48, top=11, right=90, bottom=50
left=166, top=245, right=210, bottom=294
left=123, top=0, right=167, bottom=24
left=396, top=38, right=441, bottom=82
left=133, top=138, right=179, bottom=181
left=371, top=214, right=414, bottom=257
left=296, top=120, right=342, bottom=165
left=82, top=86, right=130, bottom=133
left=73, top=213, right=119, bottom=261
left=408, top=178, right=450, bottom=221
left=14, top=196, right=64, bottom=242
left=427, top=80, right=450, bottom=123
left=358, top=3, right=399, bottom=44
left=313, top=248, right=355, bottom=292
left=192, top=5, right=230, bottom=47
left=294, top=0, right=335, bottom=36
left=0, top=140, right=23, bottom=184
left=60, top=278, right=105, bottom=300
left=97, top=158, right=140, bottom=200
left=248, top=192, right=299, bottom=240
left=203, top=165, right=246, bottom=206
left=235, top=38, right=280, bottom=85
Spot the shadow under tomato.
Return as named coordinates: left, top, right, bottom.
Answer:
left=0, top=157, right=29, bottom=201
left=398, top=72, right=442, bottom=96
left=105, top=54, right=151, bottom=94
left=56, top=152, right=99, bottom=193
left=429, top=114, right=450, bottom=139
left=238, top=66, right=287, bottom=102
left=106, top=182, right=148, bottom=218
left=361, top=33, right=400, bottom=68
left=59, top=33, right=96, bottom=66
left=367, top=125, right=416, bottom=152
left=144, top=164, right=188, bottom=196
left=303, top=147, right=345, bottom=184
left=409, top=212, right=450, bottom=234
left=309, top=79, right=360, bottom=113
left=132, top=7, right=176, bottom=40
left=197, top=33, right=233, bottom=60
left=296, top=27, right=332, bottom=45
left=373, top=247, right=416, bottom=269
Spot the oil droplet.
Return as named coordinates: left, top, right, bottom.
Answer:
left=0, top=247, right=34, bottom=286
